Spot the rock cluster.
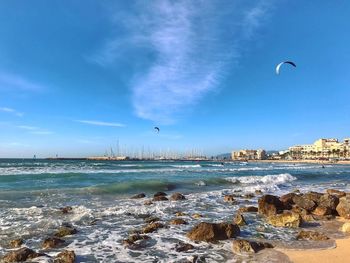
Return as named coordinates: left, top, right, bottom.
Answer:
left=186, top=222, right=240, bottom=242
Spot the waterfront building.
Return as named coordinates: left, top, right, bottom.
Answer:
left=231, top=149, right=267, bottom=160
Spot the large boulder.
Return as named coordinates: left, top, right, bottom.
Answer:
left=292, top=195, right=317, bottom=212
left=279, top=193, right=297, bottom=207
left=336, top=196, right=350, bottom=219
left=258, top=195, right=285, bottom=216
left=42, top=237, right=65, bottom=249
left=267, top=211, right=301, bottom=228
left=1, top=247, right=45, bottom=262
left=318, top=194, right=339, bottom=212
left=170, top=192, right=186, bottom=201
left=297, top=230, right=329, bottom=241
left=54, top=250, right=76, bottom=263
left=232, top=239, right=273, bottom=254
left=187, top=222, right=240, bottom=242
left=327, top=189, right=346, bottom=198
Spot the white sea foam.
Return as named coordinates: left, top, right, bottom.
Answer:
left=225, top=173, right=297, bottom=185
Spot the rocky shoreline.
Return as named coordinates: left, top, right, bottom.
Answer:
left=1, top=189, right=350, bottom=262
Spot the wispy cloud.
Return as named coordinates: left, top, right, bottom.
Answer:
left=76, top=120, right=125, bottom=127
left=16, top=125, right=53, bottom=135
left=0, top=72, right=45, bottom=92
left=0, top=107, right=24, bottom=117
left=91, top=0, right=275, bottom=123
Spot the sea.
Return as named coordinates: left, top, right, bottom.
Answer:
left=1, top=159, right=350, bottom=262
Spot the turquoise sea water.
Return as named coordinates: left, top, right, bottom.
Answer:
left=1, top=159, right=350, bottom=262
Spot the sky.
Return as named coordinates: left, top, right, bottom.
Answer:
left=0, top=0, right=349, bottom=158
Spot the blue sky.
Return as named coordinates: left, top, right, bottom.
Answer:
left=0, top=0, right=349, bottom=157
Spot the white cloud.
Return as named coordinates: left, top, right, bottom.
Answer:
left=0, top=72, right=44, bottom=91
left=16, top=125, right=53, bottom=135
left=17, top=125, right=39, bottom=130
left=0, top=107, right=23, bottom=117
left=76, top=120, right=125, bottom=127
left=91, top=0, right=275, bottom=123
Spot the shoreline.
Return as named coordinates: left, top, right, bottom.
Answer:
left=249, top=159, right=350, bottom=165
left=279, top=236, right=350, bottom=263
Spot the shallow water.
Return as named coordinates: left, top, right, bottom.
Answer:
left=0, top=159, right=350, bottom=262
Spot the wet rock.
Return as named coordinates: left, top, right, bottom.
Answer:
left=54, top=250, right=76, bottom=263
left=341, top=222, right=350, bottom=233
left=232, top=239, right=273, bottom=254
left=223, top=194, right=236, bottom=202
left=327, top=189, right=346, bottom=198
left=55, top=226, right=77, bottom=237
left=152, top=196, right=169, bottom=201
left=304, top=192, right=323, bottom=203
left=292, top=195, right=317, bottom=212
left=336, top=195, right=350, bottom=219
left=255, top=190, right=263, bottom=195
left=9, top=239, right=23, bottom=248
left=154, top=192, right=167, bottom=197
left=186, top=222, right=240, bottom=242
left=144, top=216, right=160, bottom=223
left=170, top=192, right=186, bottom=201
left=312, top=206, right=332, bottom=216
left=142, top=222, right=164, bottom=233
left=60, top=206, right=73, bottom=214
left=144, top=200, right=153, bottom=205
left=279, top=193, right=297, bottom=206
left=175, top=242, right=195, bottom=252
left=233, top=214, right=246, bottom=226
left=175, top=211, right=187, bottom=216
left=192, top=213, right=203, bottom=219
left=131, top=193, right=146, bottom=199
left=244, top=193, right=255, bottom=199
left=296, top=230, right=329, bottom=241
left=170, top=218, right=187, bottom=225
left=267, top=211, right=301, bottom=228
left=123, top=233, right=150, bottom=246
left=238, top=206, right=258, bottom=213
left=258, top=195, right=285, bottom=216
left=319, top=194, right=339, bottom=212
left=42, top=237, right=65, bottom=249
left=1, top=247, right=45, bottom=262
left=293, top=189, right=301, bottom=193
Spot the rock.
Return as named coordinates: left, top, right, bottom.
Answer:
left=224, top=195, right=236, bottom=202
left=175, top=242, right=195, bottom=252
left=170, top=218, right=187, bottom=225
left=327, top=189, right=346, bottom=198
left=54, top=250, right=76, bottom=263
left=60, top=206, right=73, bottom=214
left=142, top=222, right=164, bottom=233
left=192, top=213, right=203, bottom=219
left=175, top=211, right=187, bottom=216
left=267, top=211, right=301, bottom=228
left=293, top=189, right=301, bottom=193
left=279, top=193, right=297, bottom=206
left=186, top=222, right=240, bottom=242
left=312, top=206, right=332, bottom=216
left=232, top=239, right=273, bottom=254
left=336, top=196, right=350, bottom=219
left=131, top=193, right=146, bottom=199
left=144, top=200, right=153, bottom=205
left=292, top=195, right=317, bottom=212
left=1, top=247, right=44, bottom=262
left=42, top=237, right=65, bottom=249
left=319, top=194, right=339, bottom=212
left=255, top=190, right=263, bottom=195
left=233, top=214, right=246, bottom=226
left=292, top=206, right=315, bottom=222
left=9, top=239, right=23, bottom=248
left=238, top=206, right=258, bottom=213
left=341, top=222, right=350, bottom=233
left=152, top=196, right=169, bottom=201
left=123, top=233, right=150, bottom=246
left=258, top=195, right=285, bottom=216
left=154, top=192, right=167, bottom=197
left=304, top=192, right=323, bottom=203
left=170, top=192, right=186, bottom=201
left=144, top=216, right=160, bottom=223
left=297, top=230, right=329, bottom=241
left=55, top=226, right=77, bottom=237
left=244, top=193, right=255, bottom=199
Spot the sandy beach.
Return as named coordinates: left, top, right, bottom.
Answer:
left=281, top=236, right=350, bottom=263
